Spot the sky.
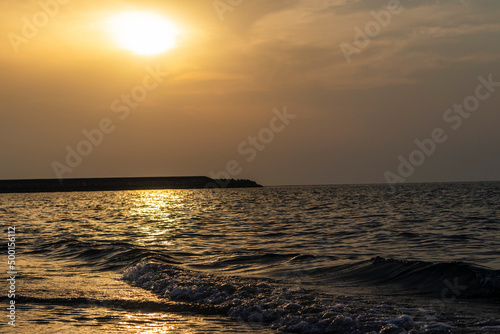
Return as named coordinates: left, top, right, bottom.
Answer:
left=1, top=0, right=499, bottom=186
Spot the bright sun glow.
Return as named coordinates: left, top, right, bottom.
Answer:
left=108, top=12, right=179, bottom=55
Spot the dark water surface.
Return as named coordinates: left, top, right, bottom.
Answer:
left=1, top=183, right=499, bottom=333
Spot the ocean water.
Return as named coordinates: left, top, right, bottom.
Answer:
left=1, top=183, right=500, bottom=333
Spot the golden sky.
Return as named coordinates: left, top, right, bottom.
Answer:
left=1, top=0, right=500, bottom=185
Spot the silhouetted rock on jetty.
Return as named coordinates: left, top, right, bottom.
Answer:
left=0, top=177, right=262, bottom=194
left=209, top=179, right=262, bottom=188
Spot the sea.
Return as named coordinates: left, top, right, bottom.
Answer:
left=1, top=183, right=499, bottom=333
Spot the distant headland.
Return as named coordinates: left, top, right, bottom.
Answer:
left=0, top=177, right=262, bottom=194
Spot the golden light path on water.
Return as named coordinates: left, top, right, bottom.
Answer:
left=128, top=191, right=190, bottom=247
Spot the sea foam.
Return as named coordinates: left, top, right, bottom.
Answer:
left=123, top=260, right=463, bottom=333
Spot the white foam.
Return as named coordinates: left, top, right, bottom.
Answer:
left=122, top=261, right=485, bottom=333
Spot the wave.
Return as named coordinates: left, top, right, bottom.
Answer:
left=27, top=234, right=500, bottom=299
left=26, top=238, right=180, bottom=270
left=340, top=257, right=500, bottom=298
left=122, top=260, right=475, bottom=333
left=277, top=254, right=500, bottom=298
left=28, top=236, right=500, bottom=300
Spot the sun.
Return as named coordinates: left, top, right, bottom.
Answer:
left=108, top=12, right=179, bottom=55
